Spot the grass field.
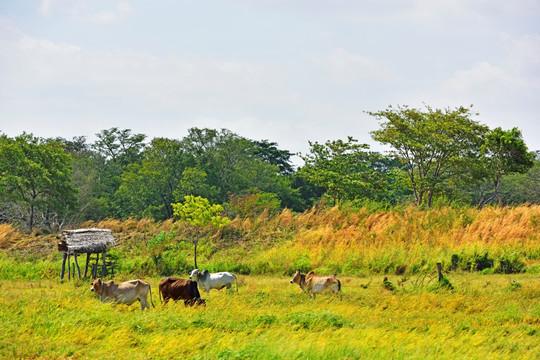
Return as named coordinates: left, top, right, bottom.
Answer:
left=1, top=273, right=538, bottom=359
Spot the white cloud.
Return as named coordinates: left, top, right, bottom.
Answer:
left=38, top=0, right=133, bottom=23
left=312, top=48, right=398, bottom=84
left=39, top=0, right=87, bottom=17
left=440, top=33, right=540, bottom=106
left=441, top=61, right=510, bottom=94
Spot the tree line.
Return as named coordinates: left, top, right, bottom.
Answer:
left=1, top=105, right=538, bottom=231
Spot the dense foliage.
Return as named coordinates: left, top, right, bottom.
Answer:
left=1, top=104, right=538, bottom=230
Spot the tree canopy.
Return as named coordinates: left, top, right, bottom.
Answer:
left=369, top=105, right=488, bottom=206
left=1, top=106, right=538, bottom=232
left=0, top=133, right=77, bottom=230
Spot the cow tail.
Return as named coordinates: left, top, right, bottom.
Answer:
left=234, top=274, right=238, bottom=292
left=149, top=284, right=155, bottom=308
left=158, top=285, right=162, bottom=304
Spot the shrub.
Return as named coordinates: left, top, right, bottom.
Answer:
left=292, top=255, right=311, bottom=273
left=451, top=251, right=494, bottom=272
left=494, top=252, right=525, bottom=274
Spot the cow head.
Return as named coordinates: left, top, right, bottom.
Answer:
left=290, top=270, right=302, bottom=284
left=189, top=269, right=200, bottom=280
left=90, top=278, right=102, bottom=293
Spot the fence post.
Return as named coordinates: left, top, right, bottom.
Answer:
left=60, top=253, right=67, bottom=280
left=436, top=262, right=443, bottom=282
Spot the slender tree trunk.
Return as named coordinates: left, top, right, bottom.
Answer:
left=427, top=190, right=434, bottom=207
left=29, top=204, right=35, bottom=230
left=194, top=241, right=198, bottom=269
left=494, top=172, right=502, bottom=205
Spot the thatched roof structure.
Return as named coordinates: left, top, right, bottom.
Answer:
left=58, top=229, right=115, bottom=254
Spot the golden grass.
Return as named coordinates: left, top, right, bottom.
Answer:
left=0, top=223, right=20, bottom=249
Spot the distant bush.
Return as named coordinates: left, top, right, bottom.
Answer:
left=494, top=252, right=525, bottom=274
left=451, top=250, right=494, bottom=272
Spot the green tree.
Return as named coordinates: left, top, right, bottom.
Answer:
left=91, top=128, right=146, bottom=217
left=116, top=138, right=193, bottom=219
left=481, top=127, right=534, bottom=204
left=369, top=105, right=488, bottom=206
left=173, top=167, right=219, bottom=204
left=92, top=127, right=146, bottom=166
left=0, top=133, right=77, bottom=230
left=498, top=155, right=540, bottom=204
left=298, top=137, right=385, bottom=205
left=181, top=128, right=296, bottom=205
left=57, top=136, right=108, bottom=221
left=252, top=139, right=294, bottom=175
left=172, top=195, right=231, bottom=269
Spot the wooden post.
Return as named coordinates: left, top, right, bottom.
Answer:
left=84, top=253, right=90, bottom=278
left=67, top=254, right=71, bottom=280
left=93, top=253, right=100, bottom=278
left=436, top=262, right=443, bottom=282
left=74, top=254, right=81, bottom=279
left=102, top=251, right=107, bottom=277
left=60, top=253, right=67, bottom=280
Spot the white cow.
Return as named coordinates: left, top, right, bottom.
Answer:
left=189, top=269, right=238, bottom=293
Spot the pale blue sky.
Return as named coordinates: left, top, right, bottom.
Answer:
left=1, top=1, right=539, bottom=163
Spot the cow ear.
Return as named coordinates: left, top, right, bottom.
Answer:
left=201, top=270, right=208, bottom=277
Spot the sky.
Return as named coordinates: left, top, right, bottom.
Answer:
left=1, top=0, right=539, bottom=165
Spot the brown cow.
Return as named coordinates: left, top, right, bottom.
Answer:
left=290, top=270, right=341, bottom=299
left=158, top=277, right=206, bottom=306
left=90, top=278, right=155, bottom=310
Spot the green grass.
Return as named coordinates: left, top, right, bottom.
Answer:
left=0, top=274, right=538, bottom=359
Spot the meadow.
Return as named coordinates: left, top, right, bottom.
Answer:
left=1, top=205, right=539, bottom=359
left=0, top=274, right=538, bottom=359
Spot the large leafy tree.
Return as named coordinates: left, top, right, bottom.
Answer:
left=369, top=105, right=488, bottom=206
left=116, top=137, right=193, bottom=219
left=498, top=155, right=540, bottom=205
left=181, top=128, right=296, bottom=205
left=298, top=137, right=386, bottom=205
left=173, top=167, right=219, bottom=204
left=0, top=133, right=77, bottom=230
left=91, top=128, right=146, bottom=216
left=252, top=139, right=294, bottom=175
left=481, top=127, right=534, bottom=204
left=57, top=136, right=107, bottom=222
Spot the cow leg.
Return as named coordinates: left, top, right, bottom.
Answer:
left=140, top=297, right=149, bottom=310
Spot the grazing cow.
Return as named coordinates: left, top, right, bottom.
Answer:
left=290, top=270, right=341, bottom=299
left=158, top=277, right=206, bottom=306
left=189, top=269, right=238, bottom=293
left=90, top=278, right=155, bottom=310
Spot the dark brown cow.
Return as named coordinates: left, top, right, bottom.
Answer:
left=158, top=277, right=206, bottom=306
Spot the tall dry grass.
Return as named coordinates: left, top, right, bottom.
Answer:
left=239, top=205, right=540, bottom=275
left=1, top=205, right=539, bottom=277
left=0, top=223, right=20, bottom=249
